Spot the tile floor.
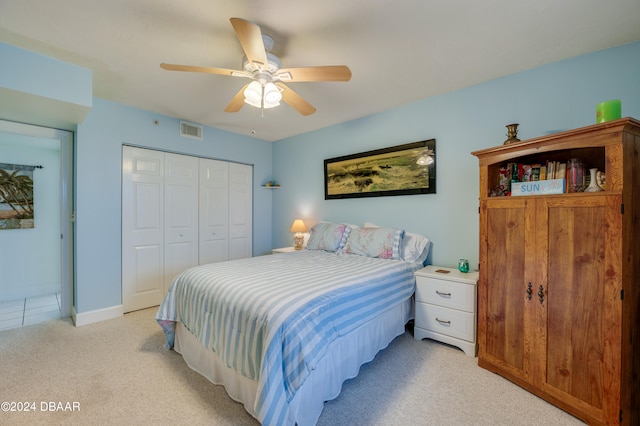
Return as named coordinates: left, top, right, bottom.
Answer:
left=0, top=293, right=62, bottom=331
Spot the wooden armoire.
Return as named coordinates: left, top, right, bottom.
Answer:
left=471, top=118, right=639, bottom=425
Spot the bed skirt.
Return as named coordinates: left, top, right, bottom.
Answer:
left=174, top=297, right=412, bottom=425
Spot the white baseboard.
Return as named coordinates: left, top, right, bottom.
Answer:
left=72, top=304, right=123, bottom=326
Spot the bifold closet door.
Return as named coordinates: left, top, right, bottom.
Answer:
left=163, top=152, right=199, bottom=294
left=122, top=146, right=165, bottom=312
left=122, top=147, right=198, bottom=312
left=199, top=159, right=253, bottom=264
left=199, top=158, right=229, bottom=264
left=228, top=162, right=252, bottom=260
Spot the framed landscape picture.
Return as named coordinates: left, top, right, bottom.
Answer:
left=324, top=139, right=436, bottom=199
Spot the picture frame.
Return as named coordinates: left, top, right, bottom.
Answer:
left=324, top=139, right=436, bottom=200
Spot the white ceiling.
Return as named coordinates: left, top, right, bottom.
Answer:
left=1, top=0, right=639, bottom=141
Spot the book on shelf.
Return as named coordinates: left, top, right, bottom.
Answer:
left=555, top=162, right=566, bottom=180
left=539, top=165, right=547, bottom=180
left=530, top=164, right=541, bottom=181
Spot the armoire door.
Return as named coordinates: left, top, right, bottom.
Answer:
left=536, top=195, right=622, bottom=424
left=479, top=198, right=535, bottom=384
left=122, top=146, right=165, bottom=312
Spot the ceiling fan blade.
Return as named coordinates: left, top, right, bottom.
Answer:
left=224, top=84, right=250, bottom=113
left=276, top=83, right=316, bottom=116
left=160, top=63, right=251, bottom=78
left=230, top=17, right=268, bottom=70
left=275, top=66, right=352, bottom=82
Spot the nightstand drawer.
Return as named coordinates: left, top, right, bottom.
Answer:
left=415, top=302, right=475, bottom=342
left=415, top=276, right=475, bottom=312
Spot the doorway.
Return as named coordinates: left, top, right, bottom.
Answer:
left=0, top=120, right=73, bottom=330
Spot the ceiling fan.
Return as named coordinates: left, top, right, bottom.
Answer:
left=160, top=17, right=352, bottom=116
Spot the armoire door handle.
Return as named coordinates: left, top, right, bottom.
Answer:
left=538, top=285, right=544, bottom=304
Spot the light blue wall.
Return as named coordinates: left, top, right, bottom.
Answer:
left=272, top=41, right=640, bottom=269
left=3, top=40, right=640, bottom=315
left=0, top=42, right=91, bottom=107
left=75, top=99, right=273, bottom=312
left=0, top=43, right=92, bottom=129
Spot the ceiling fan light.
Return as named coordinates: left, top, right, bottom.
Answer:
left=244, top=97, right=262, bottom=108
left=263, top=82, right=282, bottom=104
left=244, top=81, right=262, bottom=103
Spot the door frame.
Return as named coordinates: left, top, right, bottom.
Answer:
left=0, top=119, right=74, bottom=317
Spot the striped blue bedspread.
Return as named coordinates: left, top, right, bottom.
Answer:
left=156, top=250, right=419, bottom=425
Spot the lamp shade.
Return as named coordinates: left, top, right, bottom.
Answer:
left=263, top=82, right=282, bottom=105
left=290, top=219, right=306, bottom=233
left=244, top=81, right=262, bottom=103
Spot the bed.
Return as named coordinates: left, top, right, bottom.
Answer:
left=156, top=223, right=430, bottom=425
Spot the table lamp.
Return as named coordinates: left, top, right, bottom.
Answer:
left=290, top=219, right=306, bottom=250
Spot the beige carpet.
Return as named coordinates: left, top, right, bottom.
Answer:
left=0, top=308, right=584, bottom=425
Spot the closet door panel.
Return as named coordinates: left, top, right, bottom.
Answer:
left=199, top=158, right=229, bottom=264
left=164, top=153, right=199, bottom=291
left=229, top=163, right=253, bottom=260
left=122, top=146, right=165, bottom=312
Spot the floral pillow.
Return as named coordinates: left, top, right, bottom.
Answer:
left=306, top=222, right=351, bottom=252
left=343, top=227, right=404, bottom=259
left=363, top=222, right=430, bottom=264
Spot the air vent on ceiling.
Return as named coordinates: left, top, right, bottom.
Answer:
left=180, top=121, right=203, bottom=140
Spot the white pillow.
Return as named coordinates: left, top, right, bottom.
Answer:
left=401, top=232, right=431, bottom=264
left=364, top=222, right=430, bottom=264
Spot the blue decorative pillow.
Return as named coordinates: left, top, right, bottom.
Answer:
left=343, top=227, right=404, bottom=259
left=306, top=222, right=351, bottom=252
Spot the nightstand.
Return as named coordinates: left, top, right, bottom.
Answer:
left=271, top=247, right=298, bottom=254
left=413, top=265, right=478, bottom=357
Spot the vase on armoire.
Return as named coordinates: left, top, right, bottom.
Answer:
left=584, top=168, right=603, bottom=192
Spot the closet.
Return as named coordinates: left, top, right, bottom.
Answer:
left=471, top=118, right=640, bottom=425
left=122, top=146, right=252, bottom=313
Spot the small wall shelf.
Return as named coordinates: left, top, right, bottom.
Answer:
left=262, top=180, right=280, bottom=188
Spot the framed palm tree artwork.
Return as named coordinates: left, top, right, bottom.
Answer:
left=0, top=163, right=36, bottom=230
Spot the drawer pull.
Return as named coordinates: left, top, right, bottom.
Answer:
left=435, top=318, right=451, bottom=325
left=435, top=290, right=452, bottom=297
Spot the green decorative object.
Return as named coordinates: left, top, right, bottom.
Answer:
left=596, top=100, right=621, bottom=123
